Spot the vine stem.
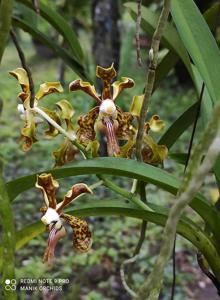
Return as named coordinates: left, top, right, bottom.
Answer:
left=136, top=0, right=171, bottom=161
left=134, top=103, right=220, bottom=300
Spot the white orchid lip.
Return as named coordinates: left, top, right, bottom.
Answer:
left=41, top=207, right=60, bottom=225
left=17, top=104, right=25, bottom=114
left=99, top=99, right=116, bottom=116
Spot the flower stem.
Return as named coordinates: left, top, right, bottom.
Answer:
left=33, top=106, right=87, bottom=157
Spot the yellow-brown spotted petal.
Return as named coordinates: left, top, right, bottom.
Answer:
left=119, top=139, right=135, bottom=158
left=130, top=95, right=144, bottom=117
left=57, top=183, right=92, bottom=212
left=18, top=92, right=30, bottom=105
left=20, top=110, right=37, bottom=151
left=40, top=107, right=61, bottom=138
left=61, top=214, right=92, bottom=253
left=9, top=68, right=30, bottom=93
left=148, top=115, right=165, bottom=132
left=56, top=99, right=75, bottom=120
left=35, top=82, right=63, bottom=100
left=69, top=79, right=101, bottom=103
left=53, top=138, right=78, bottom=168
left=142, top=135, right=168, bottom=165
left=56, top=99, right=75, bottom=135
left=36, top=173, right=59, bottom=208
left=116, top=108, right=134, bottom=139
left=77, top=107, right=99, bottom=144
left=112, top=77, right=134, bottom=100
left=86, top=140, right=100, bottom=157
left=96, top=64, right=116, bottom=99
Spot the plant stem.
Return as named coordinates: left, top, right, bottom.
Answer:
left=135, top=0, right=171, bottom=160
left=0, top=0, right=13, bottom=63
left=134, top=103, right=220, bottom=300
left=10, top=29, right=35, bottom=108
left=0, top=163, right=16, bottom=300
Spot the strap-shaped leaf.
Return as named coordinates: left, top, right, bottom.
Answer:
left=17, top=0, right=84, bottom=63
left=158, top=101, right=199, bottom=149
left=171, top=0, right=220, bottom=103
left=12, top=16, right=89, bottom=80
left=4, top=200, right=220, bottom=280
left=6, top=157, right=220, bottom=241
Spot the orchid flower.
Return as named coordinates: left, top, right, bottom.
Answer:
left=130, top=95, right=168, bottom=164
left=10, top=68, right=63, bottom=151
left=69, top=64, right=134, bottom=156
left=10, top=68, right=78, bottom=166
left=36, top=173, right=93, bottom=265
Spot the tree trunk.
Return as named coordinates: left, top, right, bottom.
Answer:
left=92, top=0, right=121, bottom=74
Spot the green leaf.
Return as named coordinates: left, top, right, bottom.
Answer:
left=171, top=0, right=220, bottom=103
left=154, top=50, right=179, bottom=90
left=17, top=0, right=84, bottom=63
left=12, top=16, right=89, bottom=80
left=158, top=101, right=199, bottom=149
left=7, top=200, right=220, bottom=280
left=6, top=157, right=220, bottom=240
left=169, top=153, right=187, bottom=165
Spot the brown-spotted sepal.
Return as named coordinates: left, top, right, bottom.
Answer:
left=52, top=138, right=78, bottom=168
left=20, top=110, right=38, bottom=151
left=96, top=64, right=116, bottom=99
left=36, top=173, right=59, bottom=208
left=112, top=77, right=135, bottom=100
left=146, top=115, right=165, bottom=133
left=35, top=82, right=63, bottom=100
left=77, top=107, right=99, bottom=144
left=142, top=135, right=168, bottom=165
left=69, top=79, right=101, bottom=103
left=56, top=183, right=92, bottom=213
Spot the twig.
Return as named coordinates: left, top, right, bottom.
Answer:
left=32, top=0, right=40, bottom=14
left=134, top=103, right=220, bottom=300
left=120, top=255, right=138, bottom=298
left=136, top=0, right=171, bottom=161
left=170, top=236, right=176, bottom=300
left=10, top=29, right=35, bottom=108
left=136, top=0, right=142, bottom=66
